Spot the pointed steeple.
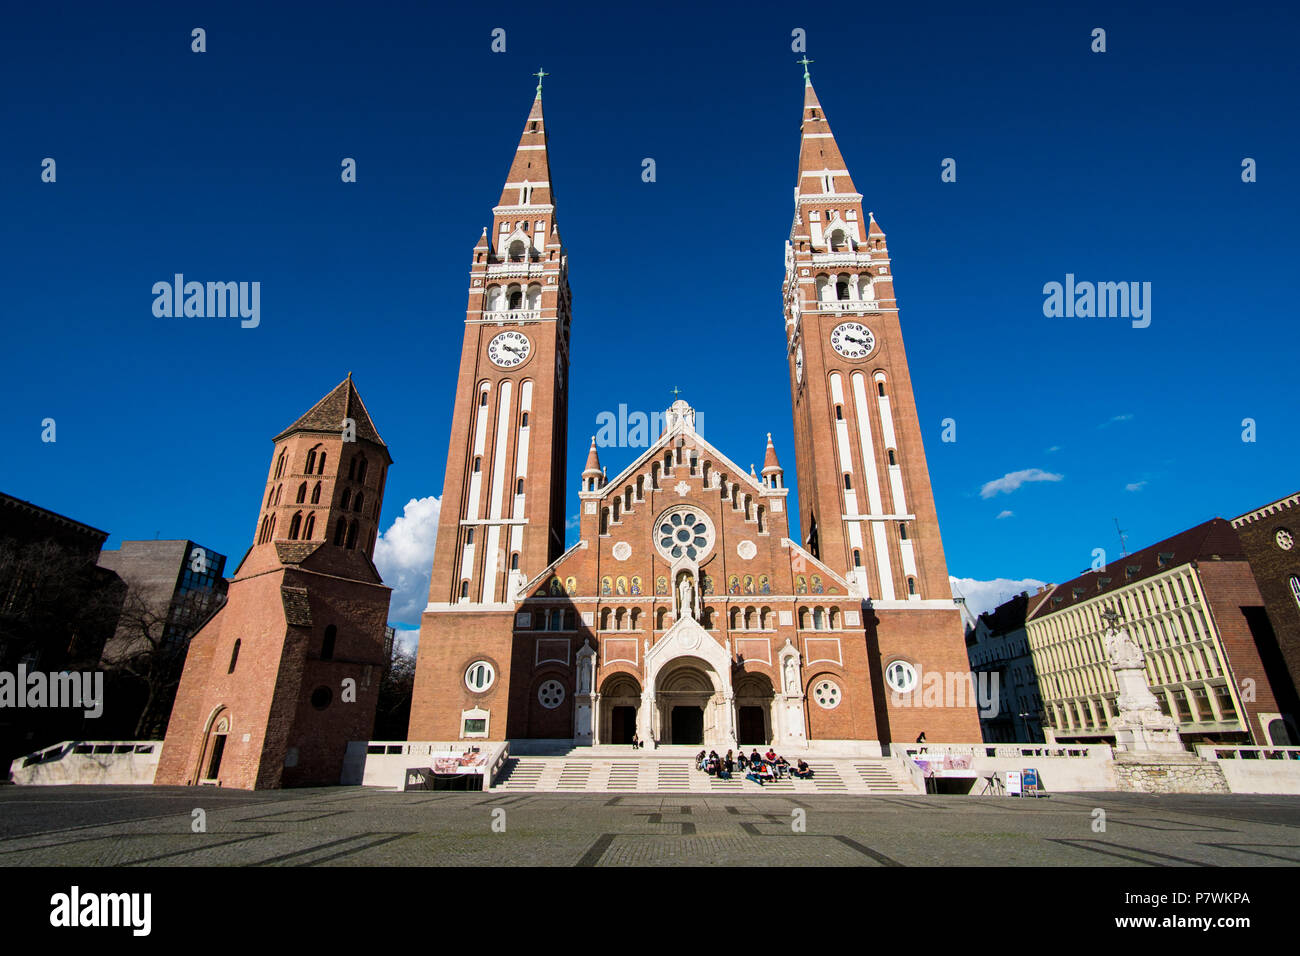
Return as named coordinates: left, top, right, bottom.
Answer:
left=497, top=85, right=556, bottom=211
left=582, top=437, right=602, bottom=483
left=762, top=433, right=782, bottom=473
left=794, top=76, right=859, bottom=201
left=275, top=377, right=391, bottom=462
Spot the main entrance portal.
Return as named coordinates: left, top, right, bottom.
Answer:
left=610, top=706, right=637, bottom=744
left=671, top=706, right=704, bottom=744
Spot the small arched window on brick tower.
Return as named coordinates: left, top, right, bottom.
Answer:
left=296, top=482, right=307, bottom=504
left=303, top=513, right=315, bottom=540
left=310, top=482, right=321, bottom=504
left=907, top=577, right=917, bottom=596
left=466, top=528, right=475, bottom=545
left=321, top=625, right=336, bottom=661
left=345, top=520, right=359, bottom=550
left=333, top=517, right=347, bottom=546
left=317, top=452, right=327, bottom=475
left=510, top=553, right=519, bottom=571
left=341, top=488, right=352, bottom=510
left=305, top=446, right=318, bottom=475
left=898, top=523, right=908, bottom=540
left=516, top=478, right=525, bottom=496
left=274, top=450, right=287, bottom=480
left=521, top=412, right=529, bottom=427
left=887, top=450, right=897, bottom=466
left=267, top=514, right=276, bottom=541
left=835, top=273, right=851, bottom=300
left=288, top=512, right=303, bottom=540
left=354, top=491, right=364, bottom=513
left=460, top=581, right=469, bottom=600
left=473, top=457, right=481, bottom=474
left=877, top=381, right=886, bottom=397
left=835, top=405, right=843, bottom=420
left=356, top=457, right=368, bottom=484
left=853, top=549, right=862, bottom=567
left=228, top=639, right=241, bottom=674
left=843, top=474, right=852, bottom=490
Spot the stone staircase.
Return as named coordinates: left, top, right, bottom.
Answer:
left=492, top=754, right=917, bottom=794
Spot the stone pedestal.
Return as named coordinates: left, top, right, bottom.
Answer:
left=1113, top=752, right=1230, bottom=794
left=1105, top=619, right=1184, bottom=754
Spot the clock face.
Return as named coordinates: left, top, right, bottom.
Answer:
left=830, top=322, right=875, bottom=360
left=795, top=345, right=804, bottom=384
left=488, top=330, right=531, bottom=368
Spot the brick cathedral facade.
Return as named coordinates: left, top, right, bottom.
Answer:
left=408, top=76, right=980, bottom=752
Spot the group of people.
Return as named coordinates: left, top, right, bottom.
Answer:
left=695, top=748, right=813, bottom=785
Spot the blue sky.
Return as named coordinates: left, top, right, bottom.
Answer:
left=3, top=1, right=1297, bottom=627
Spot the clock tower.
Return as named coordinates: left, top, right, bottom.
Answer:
left=408, top=81, right=572, bottom=739
left=784, top=69, right=980, bottom=741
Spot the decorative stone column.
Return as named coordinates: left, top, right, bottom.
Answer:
left=573, top=640, right=596, bottom=746
left=1102, top=608, right=1183, bottom=753
left=777, top=639, right=808, bottom=747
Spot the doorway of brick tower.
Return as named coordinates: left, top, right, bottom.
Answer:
left=671, top=706, right=704, bottom=745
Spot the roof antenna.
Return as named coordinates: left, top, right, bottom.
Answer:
left=1114, top=517, right=1129, bottom=557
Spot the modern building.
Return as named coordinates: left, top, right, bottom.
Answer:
left=1231, top=491, right=1300, bottom=743
left=156, top=377, right=394, bottom=789
left=0, top=493, right=126, bottom=774
left=966, top=592, right=1045, bottom=743
left=96, top=540, right=228, bottom=737
left=407, top=74, right=980, bottom=752
left=1027, top=517, right=1296, bottom=747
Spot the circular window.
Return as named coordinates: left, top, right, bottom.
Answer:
left=1276, top=529, right=1294, bottom=551
left=465, top=661, right=496, bottom=693
left=310, top=686, right=332, bottom=710
left=538, top=680, right=565, bottom=709
left=813, top=679, right=841, bottom=709
left=654, top=507, right=714, bottom=562
left=885, top=660, right=918, bottom=693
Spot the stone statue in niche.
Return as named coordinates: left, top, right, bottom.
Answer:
left=577, top=655, right=592, bottom=694
left=677, top=574, right=696, bottom=621
left=784, top=656, right=798, bottom=694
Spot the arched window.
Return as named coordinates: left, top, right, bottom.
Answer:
left=829, top=230, right=846, bottom=252
left=317, top=452, right=326, bottom=475
left=288, top=512, right=303, bottom=540
left=757, top=506, right=766, bottom=533
left=656, top=608, right=667, bottom=629
left=356, top=458, right=367, bottom=483
left=516, top=478, right=525, bottom=495
left=321, top=625, right=336, bottom=661
left=1290, top=575, right=1300, bottom=611
left=888, top=450, right=897, bottom=466
left=460, top=581, right=469, bottom=600
left=508, top=240, right=526, bottom=262
left=853, top=549, right=862, bottom=567
left=274, top=450, right=286, bottom=479
left=473, top=457, right=481, bottom=473
left=305, top=449, right=317, bottom=475
left=485, top=285, right=502, bottom=312
left=267, top=514, right=276, bottom=540
left=466, top=528, right=475, bottom=545
left=227, top=639, right=241, bottom=674
left=829, top=608, right=840, bottom=629
left=877, top=381, right=886, bottom=396
left=274, top=485, right=282, bottom=505
left=354, top=492, right=364, bottom=513
left=835, top=405, right=843, bottom=420
left=600, top=509, right=609, bottom=535
left=843, top=474, right=852, bottom=489
left=907, top=577, right=917, bottom=595
left=266, top=486, right=275, bottom=507
left=813, top=607, right=826, bottom=630
left=600, top=608, right=612, bottom=630
left=521, top=412, right=529, bottom=427
left=258, top=517, right=268, bottom=544
left=526, top=284, right=542, bottom=309
left=898, top=523, right=908, bottom=540
left=296, top=482, right=307, bottom=503
left=479, top=392, right=488, bottom=407
left=345, top=521, right=358, bottom=550
left=510, top=552, right=519, bottom=570
left=835, top=273, right=850, bottom=299
left=310, top=482, right=321, bottom=504
left=333, top=518, right=347, bottom=546
left=341, top=488, right=352, bottom=510
left=303, top=513, right=315, bottom=540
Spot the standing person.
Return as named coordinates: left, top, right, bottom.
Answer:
left=916, top=731, right=927, bottom=753
left=724, top=750, right=734, bottom=776
left=631, top=731, right=640, bottom=749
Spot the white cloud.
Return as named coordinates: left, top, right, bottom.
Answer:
left=374, top=495, right=441, bottom=628
left=979, top=468, right=1063, bottom=499
left=1125, top=481, right=1147, bottom=492
left=1099, top=413, right=1134, bottom=428
left=1046, top=445, right=1062, bottom=453
left=996, top=510, right=1014, bottom=520
left=950, top=576, right=1047, bottom=618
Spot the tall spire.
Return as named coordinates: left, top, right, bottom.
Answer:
left=497, top=79, right=556, bottom=211
left=582, top=437, right=602, bottom=483
left=794, top=74, right=859, bottom=201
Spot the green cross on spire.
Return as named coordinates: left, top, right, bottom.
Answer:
left=797, top=56, right=814, bottom=81
left=534, top=67, right=549, bottom=95
left=670, top=385, right=682, bottom=399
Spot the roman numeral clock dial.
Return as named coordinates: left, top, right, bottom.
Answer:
left=830, top=321, right=875, bottom=360
left=488, top=330, right=531, bottom=368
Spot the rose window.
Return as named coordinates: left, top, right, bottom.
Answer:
left=813, top=680, right=841, bottom=709
left=1277, top=529, right=1294, bottom=551
left=538, top=680, right=565, bottom=709
left=654, top=508, right=714, bottom=562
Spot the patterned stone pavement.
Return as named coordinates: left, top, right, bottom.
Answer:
left=1, top=786, right=1299, bottom=866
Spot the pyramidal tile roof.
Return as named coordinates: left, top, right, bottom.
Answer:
left=273, top=375, right=390, bottom=457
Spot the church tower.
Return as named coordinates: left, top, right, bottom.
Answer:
left=157, top=377, right=394, bottom=789
left=408, top=79, right=572, bottom=739
left=783, top=67, right=979, bottom=742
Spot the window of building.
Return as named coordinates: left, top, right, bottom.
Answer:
left=538, top=680, right=565, bottom=709
left=227, top=639, right=240, bottom=674
left=885, top=660, right=918, bottom=693
left=321, top=625, right=336, bottom=661
left=813, top=679, right=841, bottom=709
left=843, top=474, right=852, bottom=489
left=465, top=661, right=496, bottom=692
left=877, top=382, right=885, bottom=396
left=311, top=686, right=332, bottom=710
left=473, top=457, right=481, bottom=473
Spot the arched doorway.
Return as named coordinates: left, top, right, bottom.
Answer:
left=194, top=708, right=230, bottom=785
left=600, top=674, right=641, bottom=745
left=655, top=658, right=721, bottom=746
left=735, top=674, right=775, bottom=745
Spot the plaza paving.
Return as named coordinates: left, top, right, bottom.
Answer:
left=1, top=785, right=1298, bottom=866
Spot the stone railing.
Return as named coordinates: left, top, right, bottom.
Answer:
left=482, top=308, right=540, bottom=321
left=811, top=299, right=881, bottom=313
left=1196, top=745, right=1300, bottom=761
left=895, top=742, right=1113, bottom=760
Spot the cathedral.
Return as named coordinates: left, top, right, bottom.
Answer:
left=407, top=72, right=981, bottom=753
